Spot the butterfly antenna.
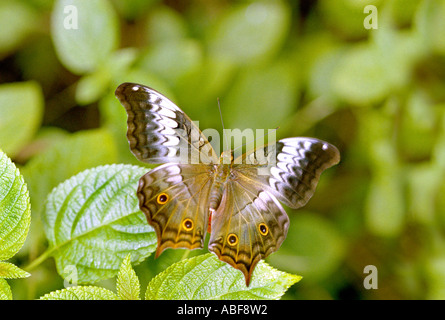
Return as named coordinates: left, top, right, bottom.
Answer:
left=217, top=97, right=230, bottom=152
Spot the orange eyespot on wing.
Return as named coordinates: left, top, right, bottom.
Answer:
left=157, top=193, right=169, bottom=204
left=182, top=218, right=194, bottom=231
left=227, top=234, right=239, bottom=246
left=258, top=223, right=268, bottom=236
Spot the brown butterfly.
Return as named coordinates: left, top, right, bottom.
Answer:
left=115, top=82, right=340, bottom=286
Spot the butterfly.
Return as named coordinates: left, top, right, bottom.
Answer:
left=115, top=82, right=340, bottom=286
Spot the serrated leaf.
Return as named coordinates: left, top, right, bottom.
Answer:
left=40, top=286, right=118, bottom=300
left=0, top=262, right=30, bottom=279
left=116, top=254, right=140, bottom=300
left=0, top=81, right=43, bottom=157
left=145, top=254, right=301, bottom=300
left=0, top=150, right=31, bottom=260
left=51, top=0, right=119, bottom=74
left=0, top=279, right=12, bottom=300
left=42, top=164, right=156, bottom=284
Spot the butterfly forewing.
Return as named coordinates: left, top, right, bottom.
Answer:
left=115, top=83, right=218, bottom=164
left=234, top=137, right=340, bottom=209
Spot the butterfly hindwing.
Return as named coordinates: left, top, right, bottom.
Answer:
left=208, top=180, right=290, bottom=286
left=137, top=163, right=213, bottom=256
left=115, top=83, right=218, bottom=164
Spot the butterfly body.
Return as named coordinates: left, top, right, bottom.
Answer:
left=116, top=82, right=340, bottom=286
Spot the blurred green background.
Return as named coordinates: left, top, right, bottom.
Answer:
left=1, top=0, right=445, bottom=300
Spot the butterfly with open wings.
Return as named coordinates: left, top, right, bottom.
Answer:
left=115, top=82, right=340, bottom=286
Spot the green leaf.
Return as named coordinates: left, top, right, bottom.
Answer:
left=0, top=150, right=31, bottom=261
left=145, top=5, right=188, bottom=44
left=0, top=279, right=12, bottom=300
left=0, top=1, right=38, bottom=57
left=22, top=128, right=118, bottom=213
left=42, top=164, right=156, bottom=284
left=318, top=0, right=382, bottom=40
left=75, top=70, right=110, bottom=106
left=332, top=28, right=423, bottom=105
left=116, top=254, right=140, bottom=300
left=0, top=262, right=30, bottom=279
left=76, top=48, right=138, bottom=105
left=51, top=0, right=119, bottom=74
left=399, top=90, right=436, bottom=161
left=332, top=44, right=389, bottom=105
left=138, top=39, right=202, bottom=87
left=365, top=167, right=405, bottom=236
left=208, top=1, right=290, bottom=65
left=407, top=163, right=441, bottom=224
left=357, top=106, right=406, bottom=237
left=415, top=0, right=445, bottom=55
left=39, top=286, right=118, bottom=300
left=145, top=254, right=301, bottom=300
left=0, top=81, right=44, bottom=157
left=224, top=60, right=299, bottom=130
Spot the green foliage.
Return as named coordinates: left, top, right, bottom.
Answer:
left=1, top=0, right=445, bottom=300
left=146, top=253, right=301, bottom=300
left=40, top=285, right=119, bottom=300
left=40, top=253, right=300, bottom=300
left=0, top=82, right=44, bottom=157
left=41, top=164, right=156, bottom=284
left=207, top=1, right=290, bottom=65
left=0, top=1, right=39, bottom=58
left=116, top=254, right=141, bottom=300
left=51, top=0, right=119, bottom=74
left=23, top=162, right=299, bottom=299
left=22, top=129, right=118, bottom=213
left=0, top=151, right=31, bottom=299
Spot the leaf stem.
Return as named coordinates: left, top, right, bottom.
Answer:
left=23, top=248, right=55, bottom=272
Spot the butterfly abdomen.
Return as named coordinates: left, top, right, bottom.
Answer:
left=208, top=164, right=230, bottom=212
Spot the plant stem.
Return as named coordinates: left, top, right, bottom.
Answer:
left=23, top=248, right=55, bottom=272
